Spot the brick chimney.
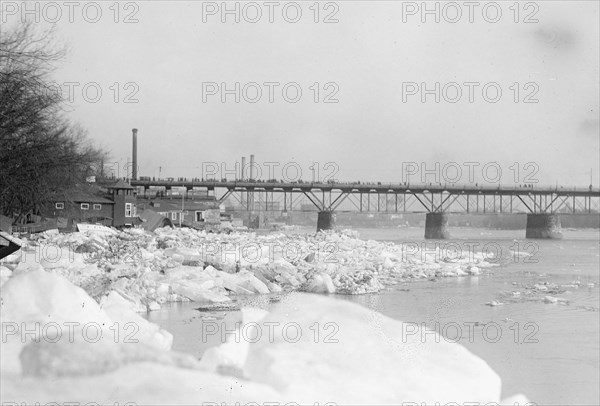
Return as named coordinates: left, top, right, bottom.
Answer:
left=132, top=128, right=138, bottom=180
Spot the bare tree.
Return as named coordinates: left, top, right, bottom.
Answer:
left=0, top=23, right=106, bottom=221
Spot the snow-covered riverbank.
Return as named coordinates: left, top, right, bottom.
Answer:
left=1, top=227, right=495, bottom=312
left=1, top=265, right=527, bottom=404
left=1, top=227, right=529, bottom=404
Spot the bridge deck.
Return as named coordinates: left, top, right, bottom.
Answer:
left=130, top=180, right=600, bottom=197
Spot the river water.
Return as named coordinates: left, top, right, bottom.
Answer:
left=146, top=227, right=600, bottom=405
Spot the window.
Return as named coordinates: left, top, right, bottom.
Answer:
left=195, top=211, right=204, bottom=222
left=55, top=202, right=64, bottom=210
left=125, top=203, right=132, bottom=217
left=171, top=212, right=177, bottom=220
left=81, top=203, right=90, bottom=210
left=93, top=204, right=102, bottom=211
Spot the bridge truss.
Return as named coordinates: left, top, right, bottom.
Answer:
left=131, top=180, right=600, bottom=215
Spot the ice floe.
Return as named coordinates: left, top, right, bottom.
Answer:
left=2, top=227, right=496, bottom=312
left=1, top=270, right=527, bottom=405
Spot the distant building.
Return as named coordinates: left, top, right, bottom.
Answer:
left=136, top=198, right=221, bottom=229
left=104, top=179, right=137, bottom=227
left=37, top=179, right=140, bottom=231
left=41, top=190, right=115, bottom=230
left=12, top=179, right=226, bottom=233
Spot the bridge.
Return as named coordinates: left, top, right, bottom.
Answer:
left=130, top=179, right=600, bottom=239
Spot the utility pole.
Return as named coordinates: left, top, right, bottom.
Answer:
left=180, top=192, right=184, bottom=228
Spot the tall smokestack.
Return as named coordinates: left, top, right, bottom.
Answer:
left=132, top=128, right=138, bottom=180
left=249, top=154, right=255, bottom=180
left=241, top=157, right=246, bottom=180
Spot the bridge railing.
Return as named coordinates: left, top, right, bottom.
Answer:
left=131, top=179, right=600, bottom=194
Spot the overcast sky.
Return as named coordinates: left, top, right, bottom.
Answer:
left=3, top=1, right=599, bottom=186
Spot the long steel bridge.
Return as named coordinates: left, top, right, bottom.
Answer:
left=131, top=179, right=599, bottom=213
left=130, top=179, right=599, bottom=238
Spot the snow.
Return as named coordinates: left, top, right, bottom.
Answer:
left=99, top=291, right=174, bottom=350
left=2, top=226, right=526, bottom=404
left=0, top=265, right=12, bottom=286
left=0, top=270, right=173, bottom=375
left=0, top=269, right=527, bottom=404
left=4, top=227, right=497, bottom=312
left=199, top=307, right=269, bottom=375
left=3, top=362, right=280, bottom=405
left=242, top=293, right=503, bottom=404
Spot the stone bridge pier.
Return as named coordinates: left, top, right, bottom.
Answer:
left=317, top=211, right=336, bottom=232
left=526, top=213, right=562, bottom=239
left=425, top=212, right=450, bottom=239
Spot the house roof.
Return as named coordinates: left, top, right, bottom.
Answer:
left=106, top=179, right=134, bottom=190
left=138, top=209, right=173, bottom=231
left=49, top=191, right=114, bottom=204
